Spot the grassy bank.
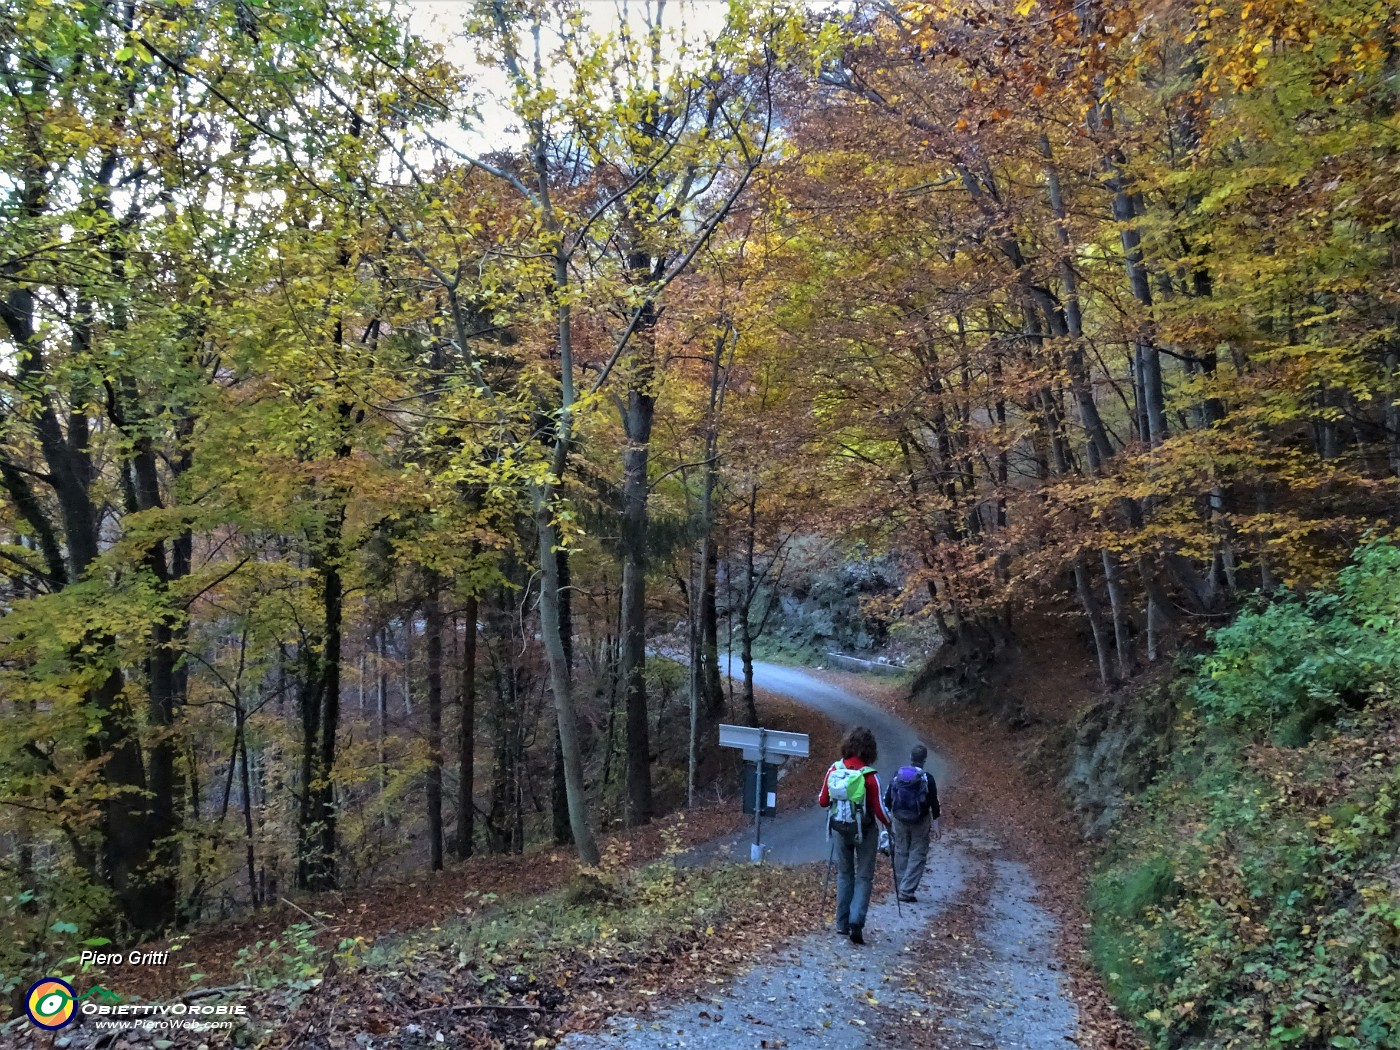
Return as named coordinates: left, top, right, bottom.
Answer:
left=1090, top=542, right=1400, bottom=1050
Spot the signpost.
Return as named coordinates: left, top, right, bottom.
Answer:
left=742, top=762, right=777, bottom=817
left=718, top=723, right=810, bottom=863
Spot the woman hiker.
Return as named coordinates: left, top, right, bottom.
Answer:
left=818, top=726, right=890, bottom=944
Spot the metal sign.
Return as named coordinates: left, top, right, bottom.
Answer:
left=742, top=762, right=778, bottom=816
left=718, top=724, right=810, bottom=863
left=719, top=724, right=809, bottom=762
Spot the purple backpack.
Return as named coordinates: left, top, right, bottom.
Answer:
left=889, top=766, right=927, bottom=822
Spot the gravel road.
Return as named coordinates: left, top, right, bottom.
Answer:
left=562, top=665, right=1083, bottom=1050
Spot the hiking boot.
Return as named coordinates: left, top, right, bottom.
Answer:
left=835, top=925, right=849, bottom=936
left=849, top=925, right=865, bottom=945
left=899, top=894, right=918, bottom=903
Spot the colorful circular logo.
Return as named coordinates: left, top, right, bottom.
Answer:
left=25, top=978, right=77, bottom=1030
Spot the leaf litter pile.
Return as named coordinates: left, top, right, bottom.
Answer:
left=878, top=837, right=1000, bottom=1046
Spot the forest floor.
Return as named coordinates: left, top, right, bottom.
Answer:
left=48, top=688, right=835, bottom=1008
left=10, top=662, right=1141, bottom=1050
left=5, top=688, right=839, bottom=1050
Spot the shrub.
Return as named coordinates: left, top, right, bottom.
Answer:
left=1193, top=539, right=1400, bottom=740
left=1091, top=539, right=1400, bottom=1049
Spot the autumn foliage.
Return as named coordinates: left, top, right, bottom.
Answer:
left=0, top=0, right=1397, bottom=1033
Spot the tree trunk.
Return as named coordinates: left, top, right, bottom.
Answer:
left=1073, top=558, right=1116, bottom=688
left=553, top=548, right=575, bottom=844
left=1102, top=550, right=1138, bottom=679
left=2, top=274, right=175, bottom=930
left=402, top=615, right=415, bottom=718
left=93, top=670, right=162, bottom=928
left=741, top=618, right=759, bottom=726
left=552, top=734, right=572, bottom=845
left=512, top=693, right=526, bottom=854
left=487, top=641, right=514, bottom=855
left=741, top=487, right=761, bottom=726
left=686, top=553, right=701, bottom=808
left=297, top=514, right=344, bottom=892
left=1108, top=160, right=1168, bottom=445
left=315, top=527, right=343, bottom=889
left=603, top=676, right=619, bottom=808
left=377, top=627, right=389, bottom=818
left=1138, top=559, right=1176, bottom=662
left=238, top=710, right=258, bottom=907
left=701, top=541, right=724, bottom=721
left=1387, top=348, right=1400, bottom=477
left=295, top=645, right=322, bottom=888
left=1039, top=133, right=1115, bottom=467
left=457, top=598, right=478, bottom=861
left=534, top=501, right=601, bottom=865
left=690, top=378, right=723, bottom=792
left=619, top=381, right=656, bottom=826
left=128, top=425, right=186, bottom=920
left=424, top=583, right=445, bottom=872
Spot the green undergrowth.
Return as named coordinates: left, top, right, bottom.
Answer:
left=1091, top=540, right=1400, bottom=1050
left=751, top=635, right=826, bottom=667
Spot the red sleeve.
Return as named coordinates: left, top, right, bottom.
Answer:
left=868, top=772, right=890, bottom=827
left=817, top=766, right=831, bottom=808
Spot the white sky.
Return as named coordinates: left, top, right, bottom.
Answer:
left=406, top=0, right=735, bottom=48
left=403, top=0, right=737, bottom=151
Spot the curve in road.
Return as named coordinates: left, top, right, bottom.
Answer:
left=699, top=659, right=953, bottom=866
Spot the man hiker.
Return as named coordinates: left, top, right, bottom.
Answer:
left=883, top=743, right=942, bottom=903
left=818, top=726, right=890, bottom=944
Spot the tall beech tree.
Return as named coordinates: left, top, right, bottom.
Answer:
left=434, top=0, right=802, bottom=855
left=556, top=2, right=782, bottom=826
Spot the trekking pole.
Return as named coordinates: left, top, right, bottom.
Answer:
left=890, top=834, right=902, bottom=918
left=819, top=837, right=836, bottom=926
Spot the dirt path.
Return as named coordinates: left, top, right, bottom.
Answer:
left=563, top=666, right=1084, bottom=1049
